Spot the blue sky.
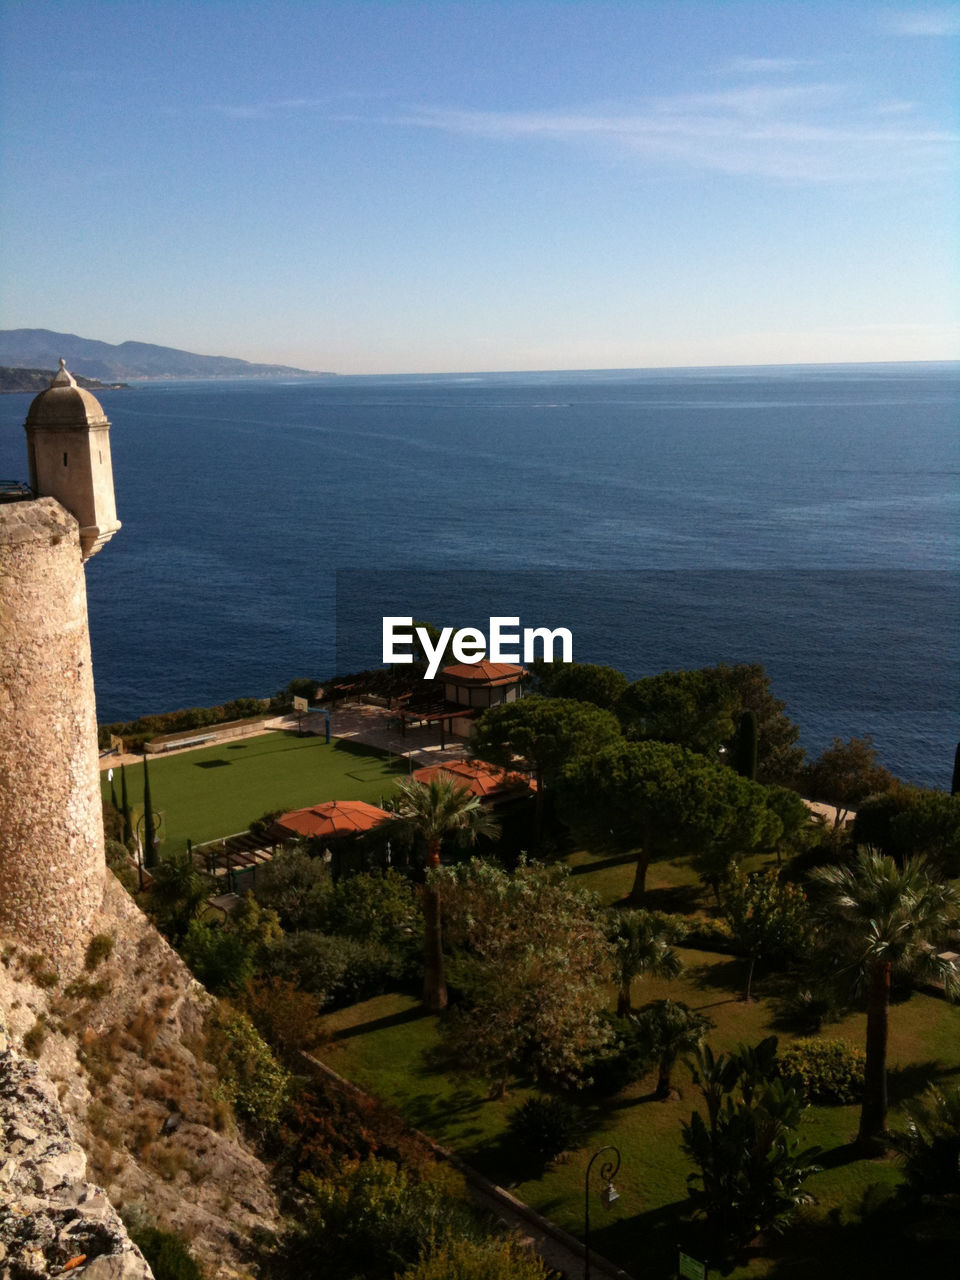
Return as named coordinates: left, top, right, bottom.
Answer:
left=1, top=1, right=957, bottom=373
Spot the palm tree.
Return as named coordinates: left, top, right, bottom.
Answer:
left=612, top=909, right=683, bottom=1017
left=391, top=776, right=500, bottom=1012
left=633, top=998, right=711, bottom=1099
left=813, top=850, right=960, bottom=1145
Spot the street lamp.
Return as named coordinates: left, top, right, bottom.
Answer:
left=134, top=813, right=151, bottom=890
left=584, top=1144, right=621, bottom=1280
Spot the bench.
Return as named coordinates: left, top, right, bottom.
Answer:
left=150, top=733, right=217, bottom=753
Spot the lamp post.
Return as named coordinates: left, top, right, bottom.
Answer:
left=134, top=813, right=150, bottom=890
left=584, top=1144, right=621, bottom=1280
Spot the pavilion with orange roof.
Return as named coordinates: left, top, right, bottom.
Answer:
left=412, top=758, right=535, bottom=806
left=273, top=798, right=391, bottom=842
left=398, top=660, right=526, bottom=745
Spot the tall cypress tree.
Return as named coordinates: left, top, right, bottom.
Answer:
left=142, top=752, right=158, bottom=869
left=735, top=710, right=759, bottom=782
left=120, top=763, right=133, bottom=847
left=952, top=743, right=960, bottom=797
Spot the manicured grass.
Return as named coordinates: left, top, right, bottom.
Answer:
left=566, top=831, right=775, bottom=910
left=318, top=948, right=960, bottom=1280
left=101, top=732, right=408, bottom=853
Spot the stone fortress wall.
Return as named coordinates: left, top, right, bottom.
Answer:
left=0, top=497, right=106, bottom=963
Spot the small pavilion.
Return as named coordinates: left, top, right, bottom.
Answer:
left=397, top=660, right=526, bottom=746
left=273, top=799, right=391, bottom=841
left=412, top=758, right=535, bottom=806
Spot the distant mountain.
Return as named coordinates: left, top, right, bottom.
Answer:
left=0, top=329, right=332, bottom=382
left=0, top=366, right=129, bottom=394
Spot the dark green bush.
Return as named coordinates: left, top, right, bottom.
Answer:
left=778, top=1038, right=864, bottom=1104
left=265, top=930, right=411, bottom=1005
left=317, top=869, right=422, bottom=945
left=206, top=1006, right=289, bottom=1132
left=506, top=1095, right=582, bottom=1162
left=84, top=933, right=114, bottom=971
left=585, top=1013, right=647, bottom=1095
left=129, top=1225, right=203, bottom=1280
left=180, top=920, right=256, bottom=994
left=252, top=846, right=332, bottom=931
left=398, top=1236, right=550, bottom=1279
left=249, top=809, right=283, bottom=840
left=286, top=1158, right=477, bottom=1280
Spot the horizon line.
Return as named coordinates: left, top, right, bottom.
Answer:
left=119, top=356, right=960, bottom=382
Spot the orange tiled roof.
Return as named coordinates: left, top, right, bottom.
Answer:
left=440, top=660, right=526, bottom=686
left=412, top=759, right=533, bottom=799
left=275, top=799, right=390, bottom=839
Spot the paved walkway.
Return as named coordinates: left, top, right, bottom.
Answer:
left=328, top=700, right=469, bottom=768
left=99, top=703, right=469, bottom=773
left=465, top=1179, right=630, bottom=1279
left=803, top=798, right=856, bottom=826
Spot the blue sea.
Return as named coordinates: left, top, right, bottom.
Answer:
left=1, top=363, right=957, bottom=788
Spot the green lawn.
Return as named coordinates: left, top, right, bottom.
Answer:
left=101, top=733, right=408, bottom=853
left=319, top=948, right=960, bottom=1280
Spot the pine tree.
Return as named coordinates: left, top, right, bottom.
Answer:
left=120, top=762, right=133, bottom=846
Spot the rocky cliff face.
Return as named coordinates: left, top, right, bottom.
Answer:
left=0, top=877, right=279, bottom=1279
left=0, top=1024, right=153, bottom=1279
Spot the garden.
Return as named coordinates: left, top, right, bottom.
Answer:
left=100, top=661, right=960, bottom=1279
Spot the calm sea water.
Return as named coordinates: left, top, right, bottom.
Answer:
left=1, top=363, right=957, bottom=787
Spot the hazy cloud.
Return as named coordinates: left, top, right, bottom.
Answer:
left=209, top=76, right=957, bottom=184
left=723, top=56, right=823, bottom=73
left=211, top=93, right=371, bottom=120
left=392, top=82, right=957, bottom=182
left=882, top=9, right=960, bottom=36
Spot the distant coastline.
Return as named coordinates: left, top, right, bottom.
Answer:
left=0, top=366, right=130, bottom=395
left=0, top=328, right=336, bottom=384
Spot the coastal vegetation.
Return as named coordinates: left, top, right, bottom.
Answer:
left=97, top=658, right=960, bottom=1279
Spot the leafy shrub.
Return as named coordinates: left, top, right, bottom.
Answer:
left=64, top=975, right=110, bottom=1001
left=128, top=1225, right=203, bottom=1280
left=105, top=839, right=138, bottom=891
left=179, top=920, right=256, bottom=994
left=206, top=1006, right=289, bottom=1132
left=286, top=1158, right=477, bottom=1280
left=317, top=869, right=422, bottom=945
left=506, top=1095, right=582, bottom=1162
left=23, top=1017, right=47, bottom=1058
left=264, top=930, right=410, bottom=1005
left=98, top=697, right=268, bottom=751
left=398, top=1235, right=550, bottom=1279
left=252, top=846, right=332, bottom=931
left=585, top=1013, right=648, bottom=1095
left=249, top=809, right=283, bottom=840
left=681, top=915, right=735, bottom=952
left=778, top=1038, right=865, bottom=1104
left=240, top=976, right=327, bottom=1062
left=85, top=933, right=114, bottom=971
left=25, top=954, right=58, bottom=988
left=276, top=1078, right=433, bottom=1181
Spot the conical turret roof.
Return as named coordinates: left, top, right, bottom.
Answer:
left=25, top=359, right=109, bottom=428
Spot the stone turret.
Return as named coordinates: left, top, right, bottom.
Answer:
left=25, top=360, right=121, bottom=560
left=0, top=361, right=121, bottom=962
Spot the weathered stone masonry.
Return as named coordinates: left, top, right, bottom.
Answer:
left=0, top=498, right=106, bottom=962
